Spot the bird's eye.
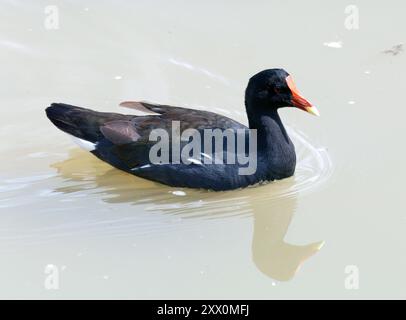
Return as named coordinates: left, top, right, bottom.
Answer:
left=273, top=85, right=288, bottom=94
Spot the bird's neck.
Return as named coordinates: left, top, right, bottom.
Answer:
left=246, top=108, right=290, bottom=145
left=246, top=106, right=296, bottom=177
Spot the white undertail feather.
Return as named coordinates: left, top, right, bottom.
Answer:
left=69, top=134, right=96, bottom=151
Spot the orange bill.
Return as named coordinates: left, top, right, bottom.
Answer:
left=286, top=75, right=320, bottom=116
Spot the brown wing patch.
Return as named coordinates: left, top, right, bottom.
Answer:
left=120, top=101, right=247, bottom=131
left=100, top=120, right=140, bottom=145
left=119, top=101, right=160, bottom=115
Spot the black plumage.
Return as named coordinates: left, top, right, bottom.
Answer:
left=46, top=69, right=318, bottom=191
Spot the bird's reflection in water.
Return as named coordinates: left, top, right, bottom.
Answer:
left=251, top=197, right=323, bottom=281
left=52, top=148, right=324, bottom=281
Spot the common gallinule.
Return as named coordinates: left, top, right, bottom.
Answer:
left=46, top=69, right=319, bottom=191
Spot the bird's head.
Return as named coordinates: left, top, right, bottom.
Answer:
left=245, top=68, right=319, bottom=116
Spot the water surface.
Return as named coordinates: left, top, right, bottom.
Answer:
left=1, top=0, right=405, bottom=299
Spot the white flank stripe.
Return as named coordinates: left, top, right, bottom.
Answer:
left=188, top=158, right=202, bottom=165
left=69, top=135, right=96, bottom=151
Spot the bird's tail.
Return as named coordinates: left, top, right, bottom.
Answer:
left=45, top=103, right=125, bottom=143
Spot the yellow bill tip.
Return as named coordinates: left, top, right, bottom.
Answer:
left=305, top=106, right=320, bottom=117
